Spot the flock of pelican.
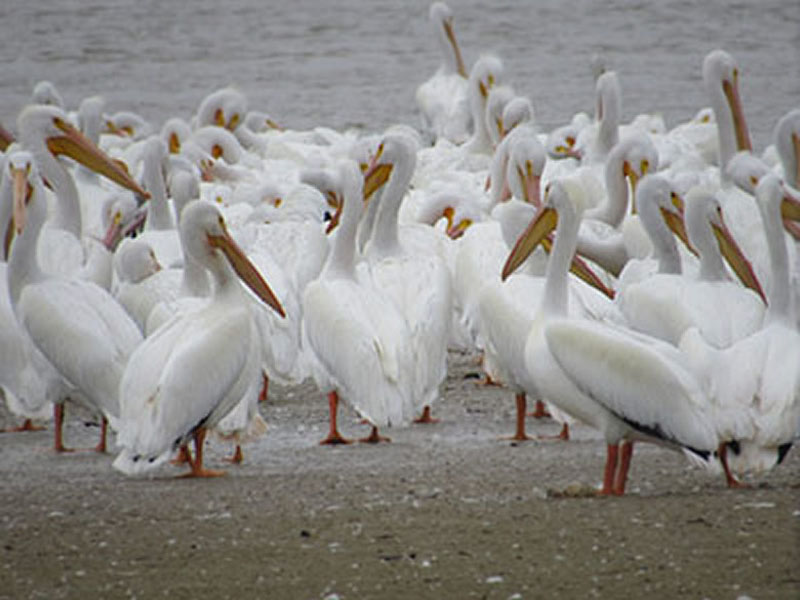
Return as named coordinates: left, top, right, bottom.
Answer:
left=1, top=2, right=798, bottom=494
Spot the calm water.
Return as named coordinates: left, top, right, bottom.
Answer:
left=2, top=0, right=798, bottom=149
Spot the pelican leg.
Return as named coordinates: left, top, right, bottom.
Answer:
left=93, top=417, right=108, bottom=453
left=53, top=403, right=73, bottom=453
left=320, top=391, right=352, bottom=445
left=600, top=443, right=619, bottom=495
left=223, top=444, right=244, bottom=464
left=4, top=418, right=46, bottom=433
left=718, top=442, right=749, bottom=489
left=359, top=425, right=391, bottom=444
left=538, top=422, right=570, bottom=442
left=258, top=372, right=269, bottom=403
left=180, top=427, right=225, bottom=478
left=171, top=445, right=191, bottom=465
left=414, top=405, right=440, bottom=424
left=528, top=400, right=551, bottom=419
left=613, top=441, right=634, bottom=495
left=502, top=393, right=532, bottom=441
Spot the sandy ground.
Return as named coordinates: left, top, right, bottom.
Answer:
left=1, top=349, right=798, bottom=600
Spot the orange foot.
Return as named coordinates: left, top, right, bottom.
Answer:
left=4, top=419, right=46, bottom=433
left=179, top=467, right=227, bottom=478
left=413, top=406, right=440, bottom=424
left=319, top=431, right=352, bottom=445
left=538, top=423, right=569, bottom=442
left=359, top=426, right=391, bottom=444
left=528, top=400, right=551, bottom=419
left=223, top=445, right=244, bottom=464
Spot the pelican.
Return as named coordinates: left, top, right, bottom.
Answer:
left=362, top=132, right=453, bottom=424
left=462, top=55, right=505, bottom=156
left=680, top=174, right=799, bottom=483
left=302, top=161, right=416, bottom=444
left=0, top=152, right=52, bottom=431
left=416, top=2, right=470, bottom=144
left=8, top=141, right=146, bottom=453
left=17, top=105, right=145, bottom=288
left=193, top=87, right=248, bottom=132
left=113, top=200, right=285, bottom=477
left=618, top=183, right=765, bottom=348
left=503, top=178, right=718, bottom=495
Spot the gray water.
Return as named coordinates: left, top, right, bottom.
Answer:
left=2, top=0, right=798, bottom=149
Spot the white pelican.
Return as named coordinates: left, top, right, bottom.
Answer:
left=0, top=152, right=52, bottom=431
left=8, top=142, right=146, bottom=453
left=193, top=87, right=248, bottom=132
left=362, top=132, right=453, bottom=423
left=503, top=178, right=719, bottom=495
left=302, top=161, right=416, bottom=444
left=17, top=105, right=145, bottom=288
left=113, top=200, right=285, bottom=477
left=772, top=109, right=800, bottom=189
left=416, top=1, right=470, bottom=145
left=680, top=174, right=799, bottom=483
left=619, top=184, right=765, bottom=348
left=31, top=81, right=65, bottom=109
left=462, top=55, right=505, bottom=156
left=574, top=70, right=621, bottom=164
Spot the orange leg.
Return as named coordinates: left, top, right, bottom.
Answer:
left=258, top=372, right=269, bottom=403
left=613, top=441, right=634, bottom=495
left=180, top=428, right=225, bottom=478
left=319, top=391, right=352, bottom=445
left=414, top=405, right=440, bottom=424
left=600, top=443, right=619, bottom=496
left=171, top=445, right=191, bottom=465
left=539, top=422, right=569, bottom=441
left=4, top=418, right=46, bottom=433
left=53, top=403, right=73, bottom=453
left=93, top=417, right=108, bottom=453
left=528, top=400, right=551, bottom=419
left=223, top=444, right=244, bottom=464
left=502, top=393, right=532, bottom=441
left=718, top=442, right=749, bottom=489
left=359, top=425, right=391, bottom=444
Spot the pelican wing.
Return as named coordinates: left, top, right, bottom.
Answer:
left=544, top=319, right=718, bottom=453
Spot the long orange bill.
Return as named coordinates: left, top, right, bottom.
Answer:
left=208, top=226, right=286, bottom=318
left=325, top=192, right=344, bottom=235
left=660, top=206, right=695, bottom=255
left=363, top=160, right=392, bottom=202
left=722, top=74, right=752, bottom=153
left=502, top=206, right=557, bottom=280
left=712, top=218, right=766, bottom=304
left=11, top=165, right=30, bottom=235
left=443, top=19, right=467, bottom=78
left=523, top=168, right=541, bottom=208
left=46, top=116, right=149, bottom=199
left=541, top=235, right=615, bottom=299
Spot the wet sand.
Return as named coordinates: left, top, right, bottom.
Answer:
left=1, top=350, right=798, bottom=599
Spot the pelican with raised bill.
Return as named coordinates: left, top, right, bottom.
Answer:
left=113, top=200, right=285, bottom=477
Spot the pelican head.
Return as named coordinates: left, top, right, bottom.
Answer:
left=508, top=135, right=546, bottom=207
left=611, top=134, right=658, bottom=215
left=195, top=87, right=248, bottom=132
left=181, top=200, right=285, bottom=318
left=362, top=132, right=417, bottom=202
left=430, top=2, right=466, bottom=77
left=17, top=105, right=149, bottom=199
left=703, top=49, right=752, bottom=166
left=685, top=186, right=765, bottom=302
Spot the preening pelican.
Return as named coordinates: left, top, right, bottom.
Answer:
left=113, top=200, right=285, bottom=477
left=362, top=132, right=453, bottom=423
left=503, top=178, right=718, bottom=495
left=302, top=161, right=416, bottom=444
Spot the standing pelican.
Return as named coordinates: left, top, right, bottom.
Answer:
left=303, top=161, right=416, bottom=444
left=503, top=179, right=718, bottom=495
left=416, top=2, right=470, bottom=144
left=8, top=139, right=146, bottom=452
left=113, top=200, right=285, bottom=476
